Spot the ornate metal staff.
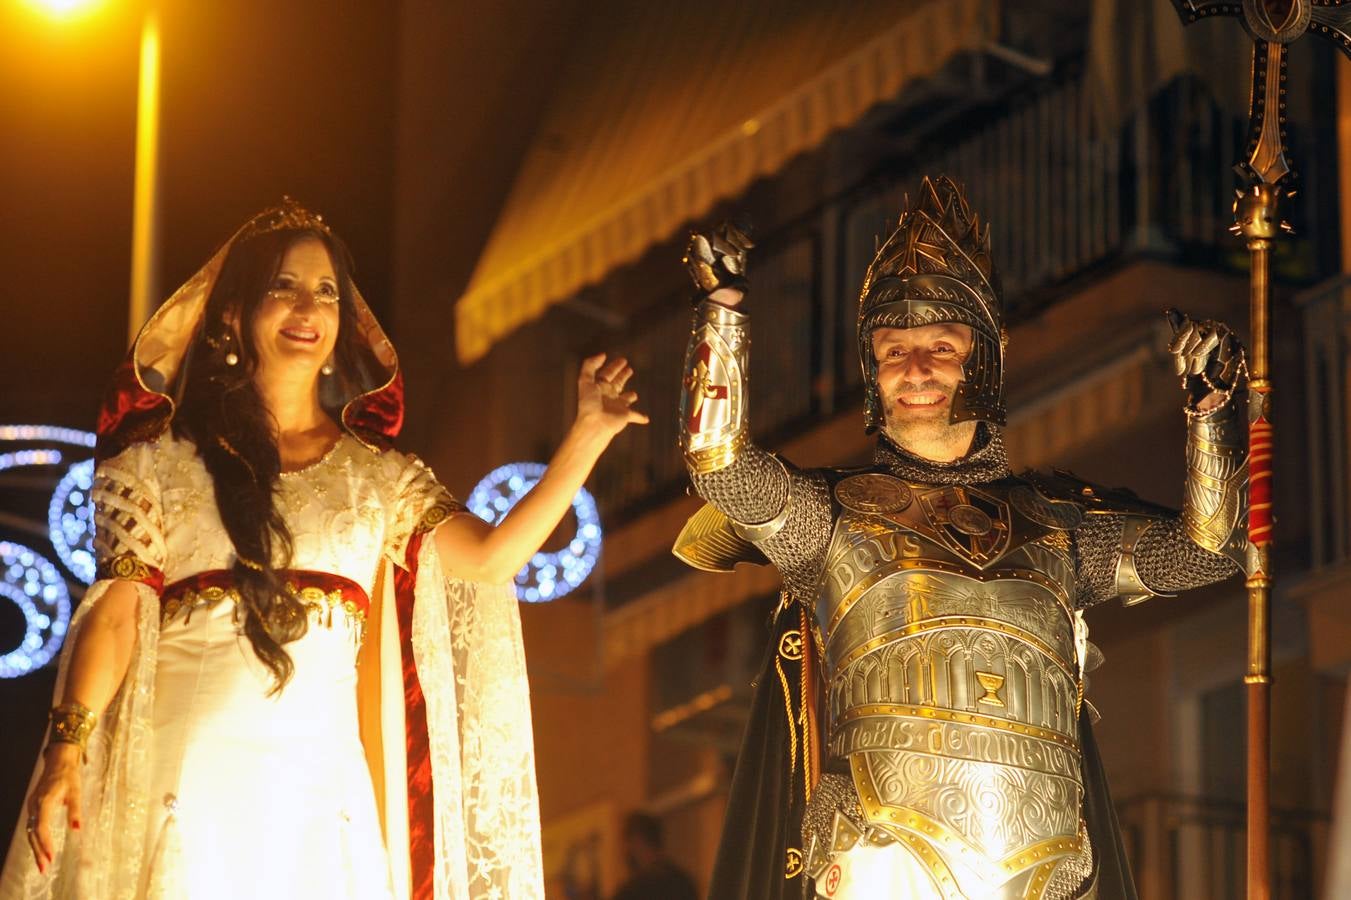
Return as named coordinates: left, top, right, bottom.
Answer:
left=1167, top=2, right=1351, bottom=896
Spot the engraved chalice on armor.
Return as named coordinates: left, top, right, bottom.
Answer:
left=976, top=671, right=1006, bottom=708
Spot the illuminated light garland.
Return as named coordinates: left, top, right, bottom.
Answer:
left=48, top=459, right=97, bottom=585
left=0, top=541, right=72, bottom=679
left=467, top=462, right=603, bottom=603
left=0, top=449, right=64, bottom=472
left=0, top=425, right=98, bottom=676
left=0, top=425, right=96, bottom=447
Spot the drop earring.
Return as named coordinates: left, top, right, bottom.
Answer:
left=321, top=357, right=334, bottom=376
left=213, top=329, right=239, bottom=366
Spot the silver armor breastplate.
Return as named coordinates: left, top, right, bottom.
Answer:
left=816, top=472, right=1088, bottom=896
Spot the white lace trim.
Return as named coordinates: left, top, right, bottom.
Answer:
left=412, top=541, right=544, bottom=899
left=0, top=579, right=162, bottom=900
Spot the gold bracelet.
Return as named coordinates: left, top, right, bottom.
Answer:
left=48, top=701, right=97, bottom=751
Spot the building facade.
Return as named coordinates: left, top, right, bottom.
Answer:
left=391, top=3, right=1350, bottom=896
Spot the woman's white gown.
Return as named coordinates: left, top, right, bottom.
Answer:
left=1, top=432, right=545, bottom=899
left=145, top=434, right=423, bottom=898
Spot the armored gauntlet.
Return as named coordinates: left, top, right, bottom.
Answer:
left=1183, top=401, right=1249, bottom=567
left=683, top=223, right=753, bottom=297
left=679, top=227, right=754, bottom=474
left=1169, top=313, right=1249, bottom=568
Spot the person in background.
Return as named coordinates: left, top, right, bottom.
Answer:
left=611, top=813, right=698, bottom=900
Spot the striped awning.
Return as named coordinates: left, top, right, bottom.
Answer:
left=454, top=0, right=1001, bottom=363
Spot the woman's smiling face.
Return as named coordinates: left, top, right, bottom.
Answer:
left=247, top=236, right=341, bottom=385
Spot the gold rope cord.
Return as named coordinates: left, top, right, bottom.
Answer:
left=776, top=652, right=798, bottom=776
left=799, top=602, right=816, bottom=803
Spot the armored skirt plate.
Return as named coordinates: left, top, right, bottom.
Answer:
left=806, top=786, right=1096, bottom=899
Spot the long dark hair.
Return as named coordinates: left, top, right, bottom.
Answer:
left=172, top=226, right=366, bottom=692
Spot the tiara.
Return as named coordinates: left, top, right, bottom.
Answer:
left=237, top=196, right=334, bottom=241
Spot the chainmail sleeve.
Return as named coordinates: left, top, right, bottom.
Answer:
left=1135, top=518, right=1241, bottom=589
left=689, top=443, right=789, bottom=523
left=1074, top=513, right=1241, bottom=608
left=690, top=450, right=833, bottom=603
left=1076, top=392, right=1247, bottom=607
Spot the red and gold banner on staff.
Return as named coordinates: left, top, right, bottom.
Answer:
left=1247, top=385, right=1274, bottom=553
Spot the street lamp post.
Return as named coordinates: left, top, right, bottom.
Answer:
left=128, top=9, right=159, bottom=346
left=31, top=0, right=159, bottom=345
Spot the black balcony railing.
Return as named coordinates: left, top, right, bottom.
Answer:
left=1117, top=793, right=1326, bottom=900
left=1298, top=275, right=1351, bottom=572
left=588, top=69, right=1338, bottom=523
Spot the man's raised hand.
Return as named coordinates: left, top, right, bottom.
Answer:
left=1165, top=309, right=1246, bottom=411
left=683, top=223, right=754, bottom=306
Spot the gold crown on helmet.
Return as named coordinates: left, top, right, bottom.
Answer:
left=237, top=196, right=334, bottom=242
left=860, top=176, right=996, bottom=304
left=857, top=175, right=1007, bottom=431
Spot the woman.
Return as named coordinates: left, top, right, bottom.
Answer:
left=0, top=199, right=647, bottom=899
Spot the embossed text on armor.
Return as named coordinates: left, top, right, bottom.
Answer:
left=830, top=717, right=1080, bottom=781
left=826, top=529, right=923, bottom=596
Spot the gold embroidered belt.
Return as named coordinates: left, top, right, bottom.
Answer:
left=159, top=568, right=370, bottom=633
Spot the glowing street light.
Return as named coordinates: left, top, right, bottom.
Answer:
left=27, top=0, right=102, bottom=16
left=30, top=0, right=159, bottom=346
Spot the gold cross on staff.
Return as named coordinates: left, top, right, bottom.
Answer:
left=1172, top=2, right=1351, bottom=189
left=1167, top=3, right=1351, bottom=898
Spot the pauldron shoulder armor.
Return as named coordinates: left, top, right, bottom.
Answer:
left=1020, top=468, right=1176, bottom=605
left=1018, top=469, right=1175, bottom=520
left=671, top=501, right=770, bottom=573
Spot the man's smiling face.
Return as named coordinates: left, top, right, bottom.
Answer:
left=871, top=322, right=978, bottom=459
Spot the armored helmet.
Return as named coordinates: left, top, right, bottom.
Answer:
left=858, top=176, right=1006, bottom=432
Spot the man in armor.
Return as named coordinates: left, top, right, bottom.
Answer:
left=673, top=177, right=1247, bottom=899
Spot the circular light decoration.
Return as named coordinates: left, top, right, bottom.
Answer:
left=0, top=424, right=98, bottom=677
left=0, top=424, right=95, bottom=448
left=48, top=459, right=96, bottom=585
left=467, top=462, right=602, bottom=602
left=0, top=449, right=64, bottom=472
left=0, top=541, right=72, bottom=678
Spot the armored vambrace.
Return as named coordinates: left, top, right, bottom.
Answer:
left=680, top=300, right=750, bottom=474
left=1182, top=400, right=1249, bottom=569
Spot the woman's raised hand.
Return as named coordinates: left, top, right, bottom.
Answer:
left=431, top=352, right=648, bottom=583
left=575, top=354, right=649, bottom=440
